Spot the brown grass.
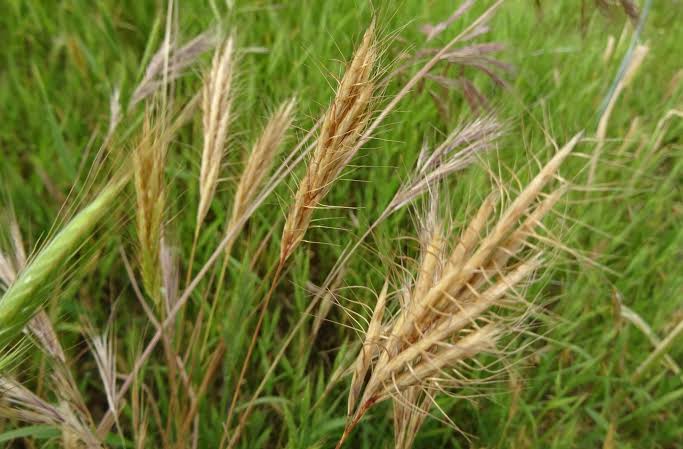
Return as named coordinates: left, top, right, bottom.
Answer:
left=196, top=37, right=236, bottom=235
left=280, top=21, right=377, bottom=263
left=338, top=132, right=583, bottom=448
left=228, top=98, right=296, bottom=249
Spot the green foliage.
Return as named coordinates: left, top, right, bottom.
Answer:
left=0, top=179, right=126, bottom=349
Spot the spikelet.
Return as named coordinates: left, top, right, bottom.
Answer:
left=130, top=30, right=218, bottom=108
left=280, top=22, right=376, bottom=263
left=228, top=99, right=296, bottom=237
left=388, top=116, right=502, bottom=215
left=197, top=37, right=236, bottom=235
left=83, top=320, right=119, bottom=432
left=134, top=110, right=168, bottom=299
left=340, top=133, right=583, bottom=447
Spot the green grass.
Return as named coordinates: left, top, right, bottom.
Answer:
left=1, top=0, right=682, bottom=448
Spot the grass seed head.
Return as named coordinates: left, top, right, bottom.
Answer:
left=0, top=377, right=101, bottom=447
left=229, top=98, right=296, bottom=234
left=134, top=110, right=168, bottom=299
left=280, top=21, right=377, bottom=263
left=197, top=36, right=236, bottom=234
left=130, top=30, right=218, bottom=108
left=342, top=133, right=582, bottom=445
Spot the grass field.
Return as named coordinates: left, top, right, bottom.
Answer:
left=1, top=0, right=682, bottom=448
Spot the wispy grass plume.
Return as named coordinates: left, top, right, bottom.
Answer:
left=338, top=132, right=583, bottom=447
left=229, top=98, right=296, bottom=240
left=197, top=36, right=236, bottom=236
left=280, top=21, right=377, bottom=263
left=130, top=30, right=218, bottom=108
left=212, top=98, right=295, bottom=313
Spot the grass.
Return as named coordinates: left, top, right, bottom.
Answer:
left=1, top=0, right=682, bottom=448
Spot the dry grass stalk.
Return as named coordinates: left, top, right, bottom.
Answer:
left=108, top=6, right=506, bottom=440
left=633, top=317, right=683, bottom=381
left=280, top=21, right=377, bottom=263
left=221, top=22, right=378, bottom=449
left=339, top=133, right=582, bottom=447
left=222, top=115, right=502, bottom=449
left=196, top=37, right=236, bottom=235
left=96, top=105, right=322, bottom=441
left=618, top=300, right=682, bottom=377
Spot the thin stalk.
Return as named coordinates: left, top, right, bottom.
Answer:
left=633, top=319, right=683, bottom=381
left=185, top=231, right=200, bottom=289
left=229, top=230, right=390, bottom=446
left=335, top=400, right=374, bottom=449
left=96, top=118, right=320, bottom=439
left=223, top=4, right=506, bottom=444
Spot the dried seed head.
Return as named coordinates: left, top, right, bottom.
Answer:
left=388, top=116, right=502, bottom=216
left=197, top=37, right=236, bottom=234
left=84, top=320, right=119, bottom=432
left=130, top=30, right=218, bottom=108
left=312, top=118, right=501, bottom=347
left=344, top=133, right=582, bottom=443
left=280, top=22, right=377, bottom=263
left=229, top=98, right=296, bottom=233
